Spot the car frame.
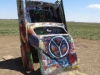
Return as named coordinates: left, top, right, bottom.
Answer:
left=17, top=0, right=78, bottom=74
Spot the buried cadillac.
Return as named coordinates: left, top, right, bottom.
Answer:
left=27, top=22, right=78, bottom=74
left=17, top=0, right=78, bottom=75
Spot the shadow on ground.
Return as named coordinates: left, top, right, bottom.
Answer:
left=0, top=57, right=41, bottom=75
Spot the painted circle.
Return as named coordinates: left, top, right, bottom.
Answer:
left=49, top=36, right=69, bottom=58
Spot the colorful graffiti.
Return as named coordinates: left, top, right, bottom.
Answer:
left=38, top=35, right=78, bottom=75
left=17, top=0, right=78, bottom=75
left=29, top=10, right=52, bottom=22
left=17, top=0, right=34, bottom=71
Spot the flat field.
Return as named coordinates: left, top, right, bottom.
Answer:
left=0, top=20, right=19, bottom=36
left=67, top=22, right=100, bottom=40
left=0, top=20, right=100, bottom=40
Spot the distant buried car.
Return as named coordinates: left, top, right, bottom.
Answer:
left=17, top=0, right=78, bottom=75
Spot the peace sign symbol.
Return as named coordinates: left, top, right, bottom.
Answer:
left=49, top=36, right=69, bottom=58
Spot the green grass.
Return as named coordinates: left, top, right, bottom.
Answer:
left=0, top=20, right=19, bottom=36
left=67, top=22, right=100, bottom=40
left=0, top=20, right=100, bottom=40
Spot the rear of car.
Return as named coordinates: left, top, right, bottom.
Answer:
left=27, top=23, right=78, bottom=74
left=17, top=0, right=78, bottom=74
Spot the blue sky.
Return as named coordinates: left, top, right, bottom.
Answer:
left=0, top=0, right=100, bottom=23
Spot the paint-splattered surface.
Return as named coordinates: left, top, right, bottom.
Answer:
left=0, top=36, right=100, bottom=75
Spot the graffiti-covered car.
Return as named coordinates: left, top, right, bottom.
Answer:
left=17, top=0, right=78, bottom=75
left=28, top=22, right=78, bottom=73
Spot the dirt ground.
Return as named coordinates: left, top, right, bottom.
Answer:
left=0, top=36, right=100, bottom=75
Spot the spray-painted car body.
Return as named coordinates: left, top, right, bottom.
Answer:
left=17, top=0, right=78, bottom=74
left=28, top=22, right=78, bottom=74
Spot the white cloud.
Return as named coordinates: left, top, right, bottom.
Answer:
left=87, top=4, right=100, bottom=9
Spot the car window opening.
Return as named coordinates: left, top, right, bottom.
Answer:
left=26, top=2, right=62, bottom=23
left=34, top=27, right=67, bottom=35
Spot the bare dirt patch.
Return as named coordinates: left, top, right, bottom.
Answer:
left=0, top=36, right=100, bottom=75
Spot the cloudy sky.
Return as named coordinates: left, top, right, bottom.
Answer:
left=0, top=0, right=100, bottom=23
